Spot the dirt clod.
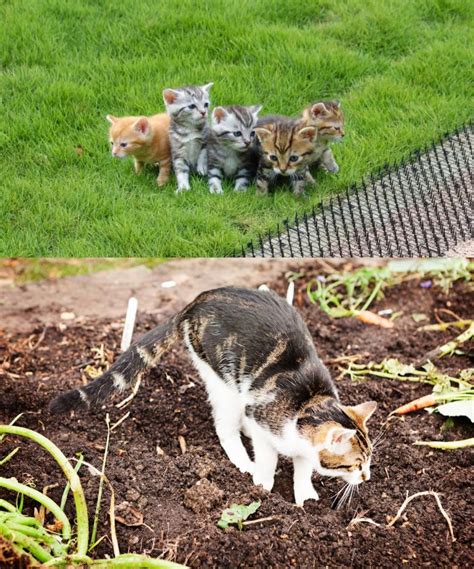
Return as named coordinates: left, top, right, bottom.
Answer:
left=184, top=479, right=225, bottom=513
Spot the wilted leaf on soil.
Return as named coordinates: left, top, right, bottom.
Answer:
left=217, top=501, right=261, bottom=530
left=437, top=400, right=474, bottom=422
left=115, top=501, right=144, bottom=526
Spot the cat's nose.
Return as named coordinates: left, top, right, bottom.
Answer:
left=200, top=111, right=206, bottom=117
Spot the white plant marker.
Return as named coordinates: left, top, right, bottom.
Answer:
left=120, top=297, right=138, bottom=352
left=286, top=281, right=295, bottom=306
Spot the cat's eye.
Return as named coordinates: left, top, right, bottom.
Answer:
left=204, top=102, right=209, bottom=108
left=250, top=131, right=256, bottom=138
left=289, top=155, right=299, bottom=162
left=120, top=142, right=128, bottom=148
left=269, top=154, right=278, bottom=161
left=188, top=104, right=197, bottom=109
left=233, top=131, right=242, bottom=137
left=110, top=141, right=113, bottom=145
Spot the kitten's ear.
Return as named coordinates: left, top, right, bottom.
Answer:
left=133, top=117, right=150, bottom=135
left=326, top=427, right=356, bottom=450
left=333, top=100, right=341, bottom=109
left=254, top=126, right=273, bottom=142
left=201, top=82, right=214, bottom=93
left=311, top=102, right=329, bottom=117
left=350, top=401, right=377, bottom=425
left=212, top=106, right=227, bottom=124
left=250, top=104, right=263, bottom=116
left=106, top=114, right=118, bottom=124
left=298, top=126, right=317, bottom=141
left=163, top=89, right=179, bottom=105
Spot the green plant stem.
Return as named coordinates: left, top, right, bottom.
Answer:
left=0, top=425, right=89, bottom=555
left=0, top=477, right=71, bottom=542
left=60, top=453, right=84, bottom=511
left=0, top=521, right=53, bottom=563
left=90, top=415, right=111, bottom=551
left=0, top=447, right=20, bottom=466
left=44, top=554, right=187, bottom=568
left=414, top=438, right=474, bottom=449
left=0, top=499, right=17, bottom=512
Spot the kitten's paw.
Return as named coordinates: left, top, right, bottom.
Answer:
left=234, top=185, right=248, bottom=193
left=197, top=164, right=208, bottom=176
left=176, top=183, right=190, bottom=194
left=157, top=177, right=169, bottom=187
left=294, top=488, right=319, bottom=507
left=325, top=163, right=339, bottom=174
left=209, top=183, right=223, bottom=195
left=253, top=472, right=274, bottom=491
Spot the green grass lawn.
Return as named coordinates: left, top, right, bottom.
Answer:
left=1, top=0, right=472, bottom=257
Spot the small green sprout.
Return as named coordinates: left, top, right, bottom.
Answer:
left=217, top=501, right=261, bottom=530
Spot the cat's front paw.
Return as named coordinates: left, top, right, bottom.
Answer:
left=176, top=183, right=190, bottom=194
left=253, top=472, right=274, bottom=491
left=236, top=460, right=255, bottom=475
left=209, top=182, right=223, bottom=195
left=294, top=487, right=319, bottom=507
left=325, top=162, right=339, bottom=174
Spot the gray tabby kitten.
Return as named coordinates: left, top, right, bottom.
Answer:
left=50, top=287, right=376, bottom=506
left=163, top=83, right=213, bottom=193
left=207, top=105, right=262, bottom=194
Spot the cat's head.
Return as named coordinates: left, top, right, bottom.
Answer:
left=163, top=83, right=213, bottom=127
left=302, top=100, right=345, bottom=142
left=211, top=105, right=262, bottom=151
left=298, top=399, right=377, bottom=485
left=255, top=119, right=317, bottom=176
left=106, top=115, right=152, bottom=158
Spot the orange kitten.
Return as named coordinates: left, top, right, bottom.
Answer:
left=106, top=113, right=172, bottom=187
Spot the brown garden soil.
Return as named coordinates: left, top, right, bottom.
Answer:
left=0, top=264, right=473, bottom=568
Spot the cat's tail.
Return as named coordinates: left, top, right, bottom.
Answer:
left=49, top=316, right=179, bottom=414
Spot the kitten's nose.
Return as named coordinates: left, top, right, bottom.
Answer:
left=280, top=166, right=287, bottom=173
left=200, top=111, right=206, bottom=117
left=244, top=140, right=250, bottom=146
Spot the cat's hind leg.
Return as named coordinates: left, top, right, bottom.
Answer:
left=210, top=382, right=254, bottom=473
left=157, top=157, right=171, bottom=187
left=249, top=425, right=278, bottom=491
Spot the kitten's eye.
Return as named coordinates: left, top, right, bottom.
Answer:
left=189, top=104, right=197, bottom=110
left=269, top=154, right=278, bottom=161
left=120, top=142, right=128, bottom=148
left=289, top=155, right=299, bottom=162
left=110, top=141, right=113, bottom=145
left=204, top=102, right=209, bottom=108
left=233, top=131, right=242, bottom=137
left=250, top=131, right=255, bottom=137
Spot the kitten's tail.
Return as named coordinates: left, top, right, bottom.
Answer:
left=49, top=316, right=179, bottom=414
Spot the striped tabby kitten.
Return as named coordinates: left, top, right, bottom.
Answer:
left=163, top=83, right=213, bottom=193
left=51, top=287, right=376, bottom=506
left=106, top=113, right=171, bottom=186
left=254, top=117, right=317, bottom=197
left=207, top=105, right=262, bottom=194
left=302, top=100, right=345, bottom=176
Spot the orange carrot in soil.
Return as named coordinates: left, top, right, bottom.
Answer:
left=393, top=393, right=437, bottom=415
left=355, top=310, right=394, bottom=329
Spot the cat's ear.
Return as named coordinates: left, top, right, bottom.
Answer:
left=212, top=106, right=227, bottom=124
left=163, top=88, right=180, bottom=105
left=250, top=104, right=263, bottom=117
left=133, top=117, right=150, bottom=135
left=298, top=126, right=317, bottom=141
left=349, top=401, right=377, bottom=425
left=106, top=114, right=118, bottom=124
left=201, top=82, right=214, bottom=93
left=326, top=427, right=356, bottom=451
left=333, top=100, right=341, bottom=109
left=311, top=102, right=329, bottom=117
left=254, top=126, right=273, bottom=142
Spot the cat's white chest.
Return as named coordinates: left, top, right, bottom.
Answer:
left=183, top=135, right=203, bottom=167
left=223, top=153, right=239, bottom=177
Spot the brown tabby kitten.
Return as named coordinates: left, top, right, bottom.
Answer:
left=301, top=100, right=345, bottom=177
left=254, top=117, right=317, bottom=197
left=106, top=113, right=172, bottom=187
left=50, top=287, right=376, bottom=506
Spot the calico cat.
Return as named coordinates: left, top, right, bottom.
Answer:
left=301, top=100, right=345, bottom=176
left=106, top=113, right=171, bottom=187
left=162, top=83, right=213, bottom=193
left=50, top=287, right=376, bottom=506
left=207, top=105, right=262, bottom=194
left=254, top=117, right=317, bottom=197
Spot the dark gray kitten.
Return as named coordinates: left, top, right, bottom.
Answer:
left=163, top=83, right=213, bottom=193
left=50, top=287, right=376, bottom=506
left=207, top=105, right=262, bottom=194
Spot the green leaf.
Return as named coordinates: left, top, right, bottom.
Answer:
left=384, top=358, right=417, bottom=376
left=412, top=313, right=428, bottom=323
left=217, top=501, right=261, bottom=530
